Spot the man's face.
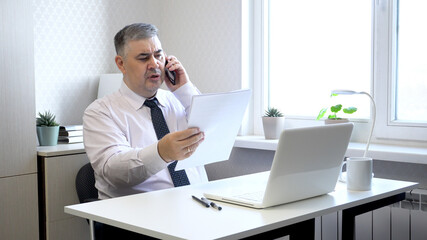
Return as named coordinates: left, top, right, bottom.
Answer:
left=115, top=36, right=165, bottom=98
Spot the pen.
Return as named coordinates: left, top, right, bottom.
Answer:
left=192, top=195, right=210, bottom=208
left=201, top=197, right=222, bottom=211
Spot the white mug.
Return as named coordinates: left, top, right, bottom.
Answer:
left=339, top=157, right=373, bottom=191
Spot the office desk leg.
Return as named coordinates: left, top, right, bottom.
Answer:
left=342, top=193, right=405, bottom=240
left=244, top=218, right=315, bottom=240
left=89, top=220, right=95, bottom=240
left=287, top=218, right=315, bottom=240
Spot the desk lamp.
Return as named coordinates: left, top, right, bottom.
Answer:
left=331, top=90, right=376, bottom=157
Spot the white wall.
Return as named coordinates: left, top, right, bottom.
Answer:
left=35, top=0, right=159, bottom=125
left=34, top=0, right=242, bottom=125
left=158, top=0, right=242, bottom=93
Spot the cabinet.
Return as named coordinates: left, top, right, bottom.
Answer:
left=0, top=174, right=39, bottom=239
left=38, top=143, right=91, bottom=240
left=0, top=0, right=39, bottom=239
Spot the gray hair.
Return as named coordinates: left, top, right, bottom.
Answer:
left=114, top=23, right=159, bottom=57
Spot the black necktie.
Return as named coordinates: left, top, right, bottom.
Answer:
left=144, top=98, right=190, bottom=187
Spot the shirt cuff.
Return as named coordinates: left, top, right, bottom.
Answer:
left=137, top=142, right=168, bottom=175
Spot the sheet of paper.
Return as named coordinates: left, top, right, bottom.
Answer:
left=176, top=89, right=251, bottom=170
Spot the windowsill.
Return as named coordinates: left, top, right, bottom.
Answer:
left=235, top=135, right=427, bottom=165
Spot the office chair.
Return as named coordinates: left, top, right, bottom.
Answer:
left=75, top=163, right=156, bottom=239
left=75, top=163, right=99, bottom=203
left=75, top=163, right=108, bottom=239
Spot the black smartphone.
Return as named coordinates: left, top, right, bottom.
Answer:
left=165, top=59, right=176, bottom=85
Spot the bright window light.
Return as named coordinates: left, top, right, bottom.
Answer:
left=268, top=0, right=372, bottom=119
left=395, top=0, right=427, bottom=122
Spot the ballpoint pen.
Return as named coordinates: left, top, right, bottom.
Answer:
left=192, top=195, right=210, bottom=207
left=201, top=197, right=222, bottom=211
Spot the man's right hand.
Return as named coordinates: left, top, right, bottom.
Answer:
left=157, top=128, right=205, bottom=162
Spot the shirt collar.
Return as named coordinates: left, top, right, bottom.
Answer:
left=119, top=82, right=167, bottom=110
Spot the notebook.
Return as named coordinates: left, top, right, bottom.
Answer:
left=203, top=123, right=354, bottom=209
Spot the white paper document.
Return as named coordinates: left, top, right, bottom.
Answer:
left=176, top=89, right=251, bottom=170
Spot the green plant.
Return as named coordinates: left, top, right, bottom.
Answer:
left=316, top=93, right=357, bottom=120
left=264, top=107, right=284, bottom=117
left=316, top=104, right=357, bottom=120
left=36, top=111, right=59, bottom=127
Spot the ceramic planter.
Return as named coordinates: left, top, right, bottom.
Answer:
left=262, top=117, right=285, bottom=139
left=324, top=118, right=350, bottom=125
left=37, top=126, right=60, bottom=146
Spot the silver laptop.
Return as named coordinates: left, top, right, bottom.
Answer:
left=204, top=123, right=353, bottom=209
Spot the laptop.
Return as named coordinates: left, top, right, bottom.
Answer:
left=203, top=123, right=354, bottom=209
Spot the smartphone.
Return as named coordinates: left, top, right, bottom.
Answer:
left=165, top=59, right=176, bottom=85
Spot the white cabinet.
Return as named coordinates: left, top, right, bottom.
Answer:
left=0, top=0, right=39, bottom=239
left=0, top=174, right=39, bottom=239
left=38, top=144, right=91, bottom=240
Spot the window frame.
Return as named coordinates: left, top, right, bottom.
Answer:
left=374, top=0, right=427, bottom=141
left=246, top=0, right=427, bottom=144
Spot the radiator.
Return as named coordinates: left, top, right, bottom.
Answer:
left=275, top=189, right=427, bottom=240
left=316, top=188, right=427, bottom=240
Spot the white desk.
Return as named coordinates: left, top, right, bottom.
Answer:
left=65, top=172, right=417, bottom=240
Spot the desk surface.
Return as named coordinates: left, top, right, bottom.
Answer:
left=37, top=143, right=85, bottom=157
left=65, top=172, right=417, bottom=240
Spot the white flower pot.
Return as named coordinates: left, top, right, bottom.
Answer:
left=324, top=118, right=349, bottom=125
left=262, top=117, right=285, bottom=139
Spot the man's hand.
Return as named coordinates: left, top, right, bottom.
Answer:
left=158, top=128, right=205, bottom=162
left=163, top=55, right=190, bottom=91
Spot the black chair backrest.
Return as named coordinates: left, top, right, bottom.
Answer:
left=75, top=163, right=98, bottom=203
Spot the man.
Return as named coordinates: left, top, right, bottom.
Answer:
left=83, top=23, right=207, bottom=201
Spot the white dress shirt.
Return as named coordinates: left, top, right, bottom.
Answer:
left=83, top=81, right=208, bottom=199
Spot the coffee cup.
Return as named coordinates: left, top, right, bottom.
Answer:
left=339, top=157, right=373, bottom=191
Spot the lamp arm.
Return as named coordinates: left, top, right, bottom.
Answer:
left=361, top=92, right=376, bottom=157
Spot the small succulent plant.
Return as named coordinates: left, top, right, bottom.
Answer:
left=264, top=107, right=284, bottom=117
left=36, top=111, right=59, bottom=127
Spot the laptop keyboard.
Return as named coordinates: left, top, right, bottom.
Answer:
left=235, top=191, right=265, bottom=202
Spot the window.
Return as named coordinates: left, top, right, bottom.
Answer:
left=374, top=0, right=427, bottom=141
left=268, top=0, right=372, bottom=119
left=249, top=0, right=427, bottom=142
left=394, top=0, right=427, bottom=122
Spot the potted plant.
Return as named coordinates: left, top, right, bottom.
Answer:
left=36, top=110, right=60, bottom=146
left=262, top=107, right=285, bottom=139
left=316, top=104, right=357, bottom=124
